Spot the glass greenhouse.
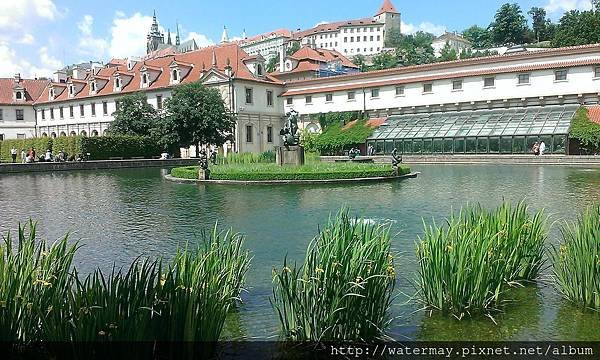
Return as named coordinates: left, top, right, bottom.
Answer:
left=367, top=105, right=578, bottom=155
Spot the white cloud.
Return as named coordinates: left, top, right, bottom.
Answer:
left=402, top=21, right=446, bottom=36
left=38, top=46, right=62, bottom=69
left=19, top=34, right=35, bottom=45
left=76, top=15, right=109, bottom=59
left=314, top=21, right=329, bottom=27
left=0, top=0, right=60, bottom=29
left=544, top=0, right=593, bottom=14
left=186, top=32, right=215, bottom=48
left=109, top=12, right=161, bottom=58
left=0, top=41, right=61, bottom=78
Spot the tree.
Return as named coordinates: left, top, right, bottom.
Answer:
left=351, top=54, right=368, bottom=72
left=459, top=48, right=499, bottom=59
left=462, top=25, right=492, bottom=48
left=371, top=51, right=399, bottom=70
left=528, top=7, right=553, bottom=42
left=385, top=27, right=403, bottom=48
left=552, top=9, right=600, bottom=47
left=396, top=31, right=436, bottom=66
left=286, top=41, right=300, bottom=55
left=266, top=56, right=278, bottom=73
left=158, top=82, right=236, bottom=157
left=438, top=42, right=458, bottom=62
left=489, top=3, right=529, bottom=45
left=108, top=92, right=158, bottom=137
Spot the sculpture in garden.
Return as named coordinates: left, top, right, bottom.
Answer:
left=280, top=110, right=300, bottom=147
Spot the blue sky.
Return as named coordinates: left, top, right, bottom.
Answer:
left=0, top=0, right=594, bottom=78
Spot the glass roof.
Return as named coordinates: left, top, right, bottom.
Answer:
left=369, top=105, right=579, bottom=141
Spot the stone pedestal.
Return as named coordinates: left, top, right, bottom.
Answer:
left=198, top=168, right=210, bottom=180
left=276, top=145, right=305, bottom=166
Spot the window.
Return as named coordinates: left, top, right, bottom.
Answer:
left=69, top=86, right=74, bottom=96
left=377, top=35, right=381, bottom=41
left=245, top=87, right=253, bottom=104
left=103, top=101, right=108, bottom=115
left=266, top=90, right=273, bottom=106
left=69, top=105, right=74, bottom=118
left=267, top=126, right=273, bottom=143
left=41, top=109, right=45, bottom=120
left=452, top=80, right=463, bottom=91
left=16, top=109, right=24, bottom=121
left=156, top=95, right=163, bottom=110
left=91, top=103, right=96, bottom=116
left=286, top=97, right=293, bottom=105
left=59, top=107, right=64, bottom=119
left=395, top=86, right=405, bottom=96
left=423, top=83, right=433, bottom=93
left=371, top=88, right=380, bottom=98
left=90, top=82, right=96, bottom=92
left=348, top=91, right=355, bottom=100
left=344, top=37, right=347, bottom=43
left=80, top=104, right=85, bottom=117
left=595, top=67, right=600, bottom=78
left=350, top=37, right=354, bottom=42
left=518, top=73, right=530, bottom=85
left=172, top=69, right=178, bottom=81
left=0, top=109, right=3, bottom=120
left=245, top=125, right=253, bottom=143
left=325, top=93, right=333, bottom=102
left=257, top=64, right=263, bottom=76
left=115, top=78, right=121, bottom=88
left=115, top=101, right=121, bottom=111
left=555, top=69, right=567, bottom=81
left=370, top=36, right=374, bottom=41
left=305, top=95, right=312, bottom=104
left=16, top=92, right=22, bottom=100
left=142, top=73, right=148, bottom=84
left=484, top=77, right=495, bottom=88
left=0, top=134, right=3, bottom=140
left=50, top=108, right=54, bottom=119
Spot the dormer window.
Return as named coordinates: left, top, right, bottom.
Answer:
left=68, top=85, right=75, bottom=97
left=256, top=64, right=263, bottom=76
left=142, top=73, right=149, bottom=87
left=91, top=82, right=96, bottom=91
left=15, top=91, right=23, bottom=100
left=172, top=69, right=178, bottom=81
left=114, top=77, right=121, bottom=90
left=49, top=88, right=55, bottom=100
left=170, top=68, right=180, bottom=84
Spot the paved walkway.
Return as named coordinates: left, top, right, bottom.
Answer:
left=321, top=155, right=600, bottom=166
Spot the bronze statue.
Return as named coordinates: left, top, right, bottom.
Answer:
left=280, top=110, right=300, bottom=147
left=199, top=149, right=209, bottom=171
left=209, top=149, right=217, bottom=165
left=391, top=148, right=402, bottom=167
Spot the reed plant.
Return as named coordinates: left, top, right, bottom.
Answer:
left=416, top=202, right=547, bottom=319
left=552, top=205, right=600, bottom=311
left=0, top=222, right=78, bottom=342
left=217, top=151, right=275, bottom=165
left=272, top=210, right=396, bottom=341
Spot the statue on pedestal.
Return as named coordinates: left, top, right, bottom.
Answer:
left=198, top=148, right=210, bottom=180
left=391, top=148, right=402, bottom=176
left=280, top=110, right=300, bottom=148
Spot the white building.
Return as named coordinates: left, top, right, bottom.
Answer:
left=293, top=0, right=401, bottom=57
left=33, top=43, right=285, bottom=154
left=0, top=74, right=49, bottom=141
left=432, top=32, right=472, bottom=57
left=282, top=44, right=600, bottom=131
left=238, top=29, right=292, bottom=62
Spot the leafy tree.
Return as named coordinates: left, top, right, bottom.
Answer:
left=286, top=41, right=301, bottom=55
left=396, top=32, right=436, bottom=65
left=266, top=56, right=278, bottom=73
left=462, top=25, right=492, bottom=48
left=157, top=82, right=236, bottom=157
left=528, top=7, right=553, bottom=42
left=489, top=3, right=529, bottom=45
left=371, top=51, right=399, bottom=70
left=438, top=42, right=458, bottom=61
left=108, top=92, right=158, bottom=137
left=459, top=49, right=499, bottom=59
left=552, top=9, right=600, bottom=47
left=351, top=54, right=368, bottom=72
left=385, top=27, right=403, bottom=48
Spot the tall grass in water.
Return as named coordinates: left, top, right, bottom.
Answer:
left=552, top=205, right=600, bottom=311
left=217, top=151, right=275, bottom=165
left=0, top=222, right=78, bottom=342
left=272, top=210, right=396, bottom=341
left=416, top=202, right=547, bottom=319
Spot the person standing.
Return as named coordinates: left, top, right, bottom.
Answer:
left=539, top=141, right=546, bottom=156
left=21, top=149, right=26, bottom=163
left=10, top=147, right=17, bottom=163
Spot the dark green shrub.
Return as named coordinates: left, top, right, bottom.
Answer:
left=0, top=138, right=53, bottom=162
left=314, top=119, right=374, bottom=155
left=570, top=107, right=600, bottom=154
left=52, top=136, right=83, bottom=158
left=80, top=136, right=162, bottom=160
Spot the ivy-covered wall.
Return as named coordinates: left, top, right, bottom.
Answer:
left=569, top=107, right=600, bottom=155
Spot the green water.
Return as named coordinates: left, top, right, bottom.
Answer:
left=1, top=164, right=599, bottom=340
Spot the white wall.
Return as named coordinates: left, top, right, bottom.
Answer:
left=0, top=105, right=37, bottom=139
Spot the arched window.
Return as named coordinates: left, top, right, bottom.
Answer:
left=81, top=130, right=87, bottom=137
left=172, top=69, right=178, bottom=81
left=41, top=132, right=48, bottom=137
left=256, top=64, right=263, bottom=76
left=142, top=73, right=148, bottom=84
left=91, top=130, right=99, bottom=137
left=51, top=132, right=57, bottom=138
left=60, top=132, right=67, bottom=137
left=15, top=92, right=22, bottom=100
left=103, top=129, right=110, bottom=136
left=306, top=123, right=320, bottom=133
left=70, top=131, right=76, bottom=137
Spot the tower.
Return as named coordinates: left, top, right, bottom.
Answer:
left=146, top=10, right=165, bottom=54
left=221, top=26, right=229, bottom=43
left=167, top=29, right=172, bottom=45
left=374, top=0, right=401, bottom=47
left=175, top=22, right=181, bottom=46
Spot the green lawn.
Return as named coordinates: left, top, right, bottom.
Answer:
left=170, top=162, right=411, bottom=181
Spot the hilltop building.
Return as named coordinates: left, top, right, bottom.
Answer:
left=432, top=32, right=472, bottom=57
left=145, top=11, right=199, bottom=59
left=270, top=46, right=359, bottom=82
left=238, top=29, right=293, bottom=61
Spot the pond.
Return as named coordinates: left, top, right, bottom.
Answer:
left=1, top=164, right=599, bottom=341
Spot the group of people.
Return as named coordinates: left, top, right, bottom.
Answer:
left=9, top=146, right=79, bottom=163
left=532, top=141, right=547, bottom=156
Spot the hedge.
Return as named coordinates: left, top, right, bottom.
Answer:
left=52, top=136, right=83, bottom=158
left=570, top=107, right=600, bottom=154
left=170, top=163, right=410, bottom=181
left=314, top=119, right=375, bottom=155
left=0, top=138, right=53, bottom=162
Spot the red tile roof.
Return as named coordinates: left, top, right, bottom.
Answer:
left=36, top=43, right=282, bottom=105
left=270, top=46, right=358, bottom=76
left=0, top=78, right=50, bottom=105
left=293, top=18, right=382, bottom=39
left=282, top=57, right=600, bottom=96
left=343, top=117, right=386, bottom=130
left=587, top=106, right=600, bottom=125
left=238, top=29, right=292, bottom=45
left=376, top=0, right=398, bottom=16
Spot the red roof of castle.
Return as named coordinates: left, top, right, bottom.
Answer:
left=0, top=78, right=49, bottom=105
left=376, top=0, right=398, bottom=16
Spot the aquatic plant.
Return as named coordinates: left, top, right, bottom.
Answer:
left=0, top=222, right=78, bottom=342
left=552, top=204, right=600, bottom=311
left=416, top=202, right=547, bottom=319
left=271, top=209, right=396, bottom=341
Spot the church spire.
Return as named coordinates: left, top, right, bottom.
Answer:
left=147, top=10, right=165, bottom=54
left=221, top=26, right=229, bottom=43
left=167, top=29, right=172, bottom=45
left=242, top=28, right=247, bottom=39
left=175, top=22, right=181, bottom=46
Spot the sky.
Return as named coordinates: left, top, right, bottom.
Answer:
left=0, top=0, right=595, bottom=79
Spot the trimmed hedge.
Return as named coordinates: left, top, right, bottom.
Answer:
left=314, top=119, right=375, bottom=155
left=170, top=163, right=410, bottom=181
left=52, top=136, right=83, bottom=158
left=570, top=107, right=600, bottom=154
left=217, top=151, right=275, bottom=165
left=0, top=138, right=53, bottom=162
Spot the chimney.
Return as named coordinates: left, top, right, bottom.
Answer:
left=72, top=66, right=85, bottom=80
left=279, top=43, right=286, bottom=73
left=14, top=73, right=21, bottom=82
left=91, top=62, right=103, bottom=75
left=53, top=70, right=67, bottom=83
